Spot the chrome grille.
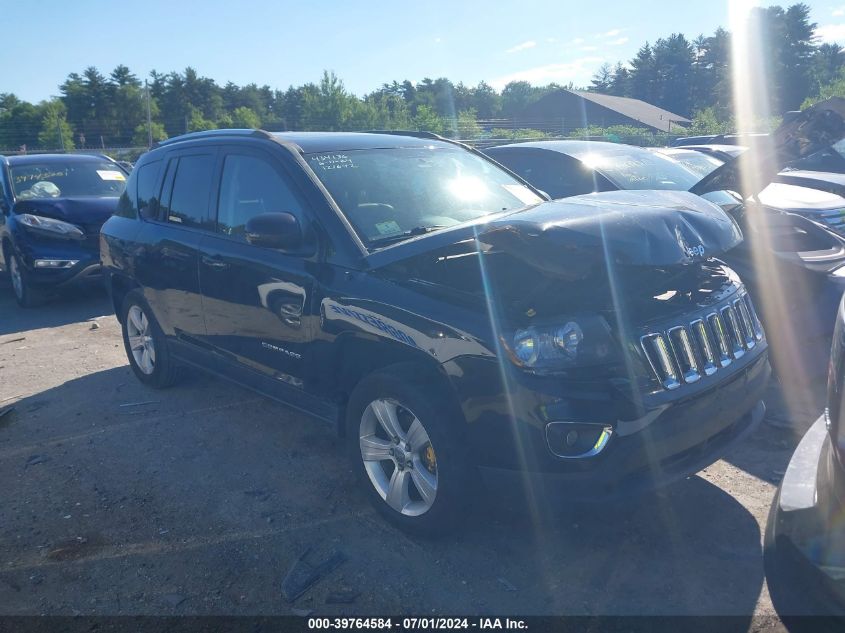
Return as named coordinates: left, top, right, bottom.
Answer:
left=641, top=289, right=764, bottom=391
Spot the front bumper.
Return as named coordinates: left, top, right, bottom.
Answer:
left=12, top=232, right=102, bottom=288
left=768, top=414, right=845, bottom=615
left=463, top=349, right=770, bottom=502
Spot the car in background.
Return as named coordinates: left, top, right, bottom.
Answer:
left=101, top=129, right=769, bottom=534
left=766, top=293, right=845, bottom=615
left=484, top=101, right=845, bottom=377
left=648, top=145, right=739, bottom=178
left=0, top=153, right=128, bottom=307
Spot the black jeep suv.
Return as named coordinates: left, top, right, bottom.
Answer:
left=101, top=130, right=770, bottom=534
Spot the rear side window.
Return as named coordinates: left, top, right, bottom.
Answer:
left=488, top=150, right=598, bottom=199
left=137, top=160, right=162, bottom=219
left=216, top=154, right=305, bottom=240
left=163, top=154, right=216, bottom=229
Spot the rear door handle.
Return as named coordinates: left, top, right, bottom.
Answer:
left=201, top=254, right=229, bottom=270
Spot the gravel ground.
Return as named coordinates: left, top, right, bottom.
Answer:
left=0, top=280, right=827, bottom=624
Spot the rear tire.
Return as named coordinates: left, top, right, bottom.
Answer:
left=345, top=364, right=474, bottom=536
left=120, top=290, right=179, bottom=388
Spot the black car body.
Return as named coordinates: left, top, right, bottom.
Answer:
left=767, top=294, right=845, bottom=614
left=0, top=153, right=128, bottom=306
left=101, top=130, right=770, bottom=533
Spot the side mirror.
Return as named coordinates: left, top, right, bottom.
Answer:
left=245, top=212, right=303, bottom=251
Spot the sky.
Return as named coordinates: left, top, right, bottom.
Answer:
left=2, top=0, right=845, bottom=103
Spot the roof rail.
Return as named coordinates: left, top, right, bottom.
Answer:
left=155, top=128, right=274, bottom=148
left=368, top=130, right=447, bottom=141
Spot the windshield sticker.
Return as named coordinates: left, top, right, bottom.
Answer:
left=502, top=184, right=542, bottom=205
left=375, top=220, right=402, bottom=235
left=309, top=153, right=356, bottom=171
left=97, top=170, right=126, bottom=181
left=14, top=169, right=69, bottom=184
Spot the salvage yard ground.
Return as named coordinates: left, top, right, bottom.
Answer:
left=0, top=280, right=826, bottom=622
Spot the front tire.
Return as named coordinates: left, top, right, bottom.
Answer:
left=345, top=365, right=473, bottom=536
left=9, top=251, right=43, bottom=308
left=120, top=290, right=179, bottom=388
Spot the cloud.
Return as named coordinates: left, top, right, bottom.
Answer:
left=580, top=45, right=599, bottom=52
left=608, top=37, right=629, bottom=46
left=835, top=7, right=845, bottom=17
left=603, top=29, right=623, bottom=37
left=816, top=24, right=845, bottom=42
left=434, top=37, right=442, bottom=43
left=491, top=57, right=605, bottom=90
left=505, top=40, right=537, bottom=54
left=570, top=37, right=585, bottom=45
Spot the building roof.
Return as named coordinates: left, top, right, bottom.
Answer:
left=569, top=90, right=690, bottom=132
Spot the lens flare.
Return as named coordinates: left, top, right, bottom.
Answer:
left=730, top=0, right=818, bottom=425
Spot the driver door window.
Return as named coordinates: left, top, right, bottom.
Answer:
left=216, top=153, right=305, bottom=240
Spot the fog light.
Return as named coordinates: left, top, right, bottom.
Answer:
left=34, top=259, right=78, bottom=269
left=546, top=422, right=613, bottom=459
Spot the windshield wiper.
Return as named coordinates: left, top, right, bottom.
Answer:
left=368, top=225, right=446, bottom=248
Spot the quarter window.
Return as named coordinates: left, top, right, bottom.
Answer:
left=216, top=154, right=304, bottom=239
left=137, top=160, right=162, bottom=219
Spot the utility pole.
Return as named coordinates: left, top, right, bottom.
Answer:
left=145, top=79, right=153, bottom=148
left=55, top=113, right=65, bottom=151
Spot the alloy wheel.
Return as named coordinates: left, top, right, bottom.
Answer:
left=359, top=398, right=438, bottom=516
left=126, top=305, right=156, bottom=375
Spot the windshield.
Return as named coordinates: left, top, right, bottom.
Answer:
left=568, top=145, right=702, bottom=191
left=307, top=147, right=542, bottom=246
left=10, top=160, right=127, bottom=200
left=659, top=150, right=725, bottom=178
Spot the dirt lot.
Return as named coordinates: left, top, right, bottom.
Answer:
left=0, top=280, right=827, bottom=623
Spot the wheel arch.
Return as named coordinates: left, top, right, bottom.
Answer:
left=109, top=273, right=141, bottom=318
left=325, top=333, right=463, bottom=437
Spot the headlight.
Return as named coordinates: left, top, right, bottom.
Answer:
left=506, top=316, right=616, bottom=371
left=17, top=213, right=84, bottom=239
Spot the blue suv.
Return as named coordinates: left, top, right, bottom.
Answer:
left=0, top=153, right=128, bottom=306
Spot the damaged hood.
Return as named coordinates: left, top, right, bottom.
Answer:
left=691, top=97, right=845, bottom=198
left=477, top=191, right=742, bottom=279
left=366, top=190, right=742, bottom=279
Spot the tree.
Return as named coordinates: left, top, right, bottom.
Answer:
left=455, top=109, right=482, bottom=139
left=629, top=43, right=657, bottom=103
left=37, top=100, right=75, bottom=150
left=607, top=63, right=630, bottom=96
left=412, top=105, right=445, bottom=134
left=500, top=81, right=537, bottom=118
left=652, top=34, right=695, bottom=116
left=812, top=43, right=845, bottom=96
left=590, top=64, right=614, bottom=93
left=230, top=106, right=261, bottom=128
left=470, top=81, right=500, bottom=119
left=131, top=121, right=167, bottom=146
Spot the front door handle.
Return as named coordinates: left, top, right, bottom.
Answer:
left=201, top=255, right=229, bottom=270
